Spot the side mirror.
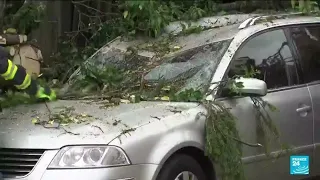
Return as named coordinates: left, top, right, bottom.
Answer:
left=235, top=77, right=267, bottom=96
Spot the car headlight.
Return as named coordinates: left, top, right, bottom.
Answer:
left=48, top=146, right=130, bottom=168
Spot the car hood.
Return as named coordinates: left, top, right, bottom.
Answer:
left=0, top=100, right=197, bottom=149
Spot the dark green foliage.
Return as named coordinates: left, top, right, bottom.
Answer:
left=3, top=1, right=45, bottom=34
left=203, top=80, right=290, bottom=179
left=75, top=64, right=124, bottom=91
left=204, top=101, right=245, bottom=180
left=120, top=1, right=176, bottom=37
left=172, top=88, right=203, bottom=102
left=119, top=0, right=219, bottom=38
left=0, top=91, right=38, bottom=108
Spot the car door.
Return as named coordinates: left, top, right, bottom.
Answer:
left=287, top=23, right=320, bottom=177
left=216, top=28, right=314, bottom=180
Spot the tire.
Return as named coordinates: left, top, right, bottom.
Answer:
left=156, top=154, right=207, bottom=180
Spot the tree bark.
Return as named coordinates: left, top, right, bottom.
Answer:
left=0, top=0, right=6, bottom=28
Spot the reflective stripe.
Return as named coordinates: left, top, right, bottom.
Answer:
left=6, top=65, right=17, bottom=80
left=36, top=86, right=45, bottom=98
left=1, top=60, right=13, bottom=77
left=36, top=86, right=56, bottom=101
left=15, top=74, right=31, bottom=90
left=1, top=59, right=17, bottom=80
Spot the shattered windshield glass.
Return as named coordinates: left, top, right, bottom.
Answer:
left=71, top=39, right=231, bottom=102
left=143, top=39, right=231, bottom=92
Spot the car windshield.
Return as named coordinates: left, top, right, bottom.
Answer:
left=70, top=39, right=232, bottom=102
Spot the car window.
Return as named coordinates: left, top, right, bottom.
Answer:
left=289, top=25, right=320, bottom=84
left=228, top=29, right=299, bottom=90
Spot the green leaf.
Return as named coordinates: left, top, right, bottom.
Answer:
left=160, top=96, right=170, bottom=101
left=31, top=118, right=39, bottom=124
left=235, top=82, right=244, bottom=89
left=123, top=11, right=129, bottom=19
left=267, top=103, right=279, bottom=112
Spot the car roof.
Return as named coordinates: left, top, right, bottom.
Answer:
left=103, top=13, right=320, bottom=59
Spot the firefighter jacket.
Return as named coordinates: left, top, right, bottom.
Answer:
left=0, top=48, right=56, bottom=101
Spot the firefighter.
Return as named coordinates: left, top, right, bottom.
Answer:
left=0, top=47, right=56, bottom=101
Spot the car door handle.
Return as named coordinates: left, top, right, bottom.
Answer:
left=296, top=105, right=312, bottom=113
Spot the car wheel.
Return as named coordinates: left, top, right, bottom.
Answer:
left=157, top=154, right=207, bottom=180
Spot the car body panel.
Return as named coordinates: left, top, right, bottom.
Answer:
left=41, top=164, right=158, bottom=180
left=0, top=100, right=197, bottom=149
left=108, top=103, right=206, bottom=164
left=307, top=82, right=320, bottom=175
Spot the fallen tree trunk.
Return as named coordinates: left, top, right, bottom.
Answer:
left=0, top=34, right=25, bottom=45
left=215, top=1, right=291, bottom=13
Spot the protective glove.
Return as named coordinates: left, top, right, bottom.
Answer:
left=35, top=85, right=56, bottom=102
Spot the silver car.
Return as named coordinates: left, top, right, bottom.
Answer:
left=1, top=13, right=320, bottom=180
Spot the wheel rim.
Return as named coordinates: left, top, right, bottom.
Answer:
left=174, top=171, right=198, bottom=180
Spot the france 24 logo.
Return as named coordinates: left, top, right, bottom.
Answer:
left=290, top=155, right=309, bottom=175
